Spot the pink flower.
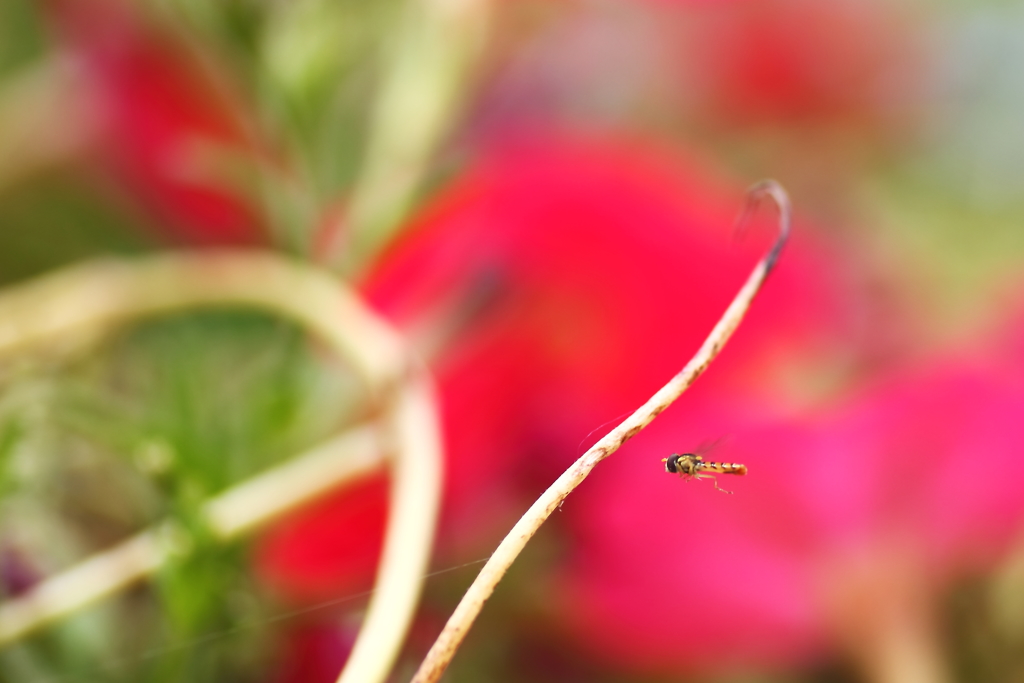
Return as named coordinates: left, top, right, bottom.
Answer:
left=271, top=622, right=358, bottom=683
left=548, top=354, right=1024, bottom=674
left=46, top=0, right=267, bottom=245
left=255, top=475, right=387, bottom=603
left=254, top=134, right=847, bottom=601
left=671, top=0, right=917, bottom=130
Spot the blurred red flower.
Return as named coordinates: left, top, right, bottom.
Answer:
left=673, top=0, right=916, bottom=130
left=272, top=622, right=358, bottom=683
left=549, top=353, right=1024, bottom=675
left=254, top=134, right=847, bottom=603
left=45, top=0, right=267, bottom=245
left=257, top=134, right=1024, bottom=679
left=256, top=476, right=388, bottom=602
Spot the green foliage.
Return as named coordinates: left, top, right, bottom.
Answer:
left=258, top=0, right=399, bottom=196
left=0, top=0, right=46, bottom=75
left=0, top=176, right=151, bottom=288
left=0, top=311, right=357, bottom=682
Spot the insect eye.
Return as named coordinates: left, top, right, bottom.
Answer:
left=664, top=455, right=680, bottom=473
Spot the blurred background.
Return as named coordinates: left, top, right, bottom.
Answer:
left=1, top=0, right=1024, bottom=681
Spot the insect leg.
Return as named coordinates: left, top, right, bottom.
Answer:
left=696, top=472, right=733, bottom=495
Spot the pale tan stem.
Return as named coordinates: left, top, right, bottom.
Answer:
left=0, top=426, right=384, bottom=645
left=337, top=370, right=443, bottom=683
left=860, top=620, right=950, bottom=683
left=409, top=180, right=791, bottom=683
left=822, top=548, right=952, bottom=683
left=0, top=251, right=445, bottom=683
left=0, top=251, right=405, bottom=391
left=203, top=425, right=384, bottom=538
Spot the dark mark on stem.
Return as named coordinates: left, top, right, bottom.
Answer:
left=736, top=179, right=791, bottom=277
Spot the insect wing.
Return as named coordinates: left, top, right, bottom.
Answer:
left=692, top=435, right=733, bottom=457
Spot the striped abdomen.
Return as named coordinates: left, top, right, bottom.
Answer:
left=698, top=461, right=748, bottom=475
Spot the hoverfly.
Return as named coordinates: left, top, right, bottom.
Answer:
left=662, top=445, right=747, bottom=494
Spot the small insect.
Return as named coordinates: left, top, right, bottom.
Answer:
left=662, top=452, right=748, bottom=494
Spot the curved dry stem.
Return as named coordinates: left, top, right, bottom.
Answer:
left=0, top=251, right=445, bottom=683
left=0, top=251, right=405, bottom=391
left=409, top=180, right=792, bottom=683
left=337, top=370, right=443, bottom=683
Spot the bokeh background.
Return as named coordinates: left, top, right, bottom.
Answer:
left=2, top=0, right=1024, bottom=681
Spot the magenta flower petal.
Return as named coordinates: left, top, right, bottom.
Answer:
left=47, top=0, right=266, bottom=245
left=548, top=358, right=1024, bottom=674
left=256, top=134, right=847, bottom=609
